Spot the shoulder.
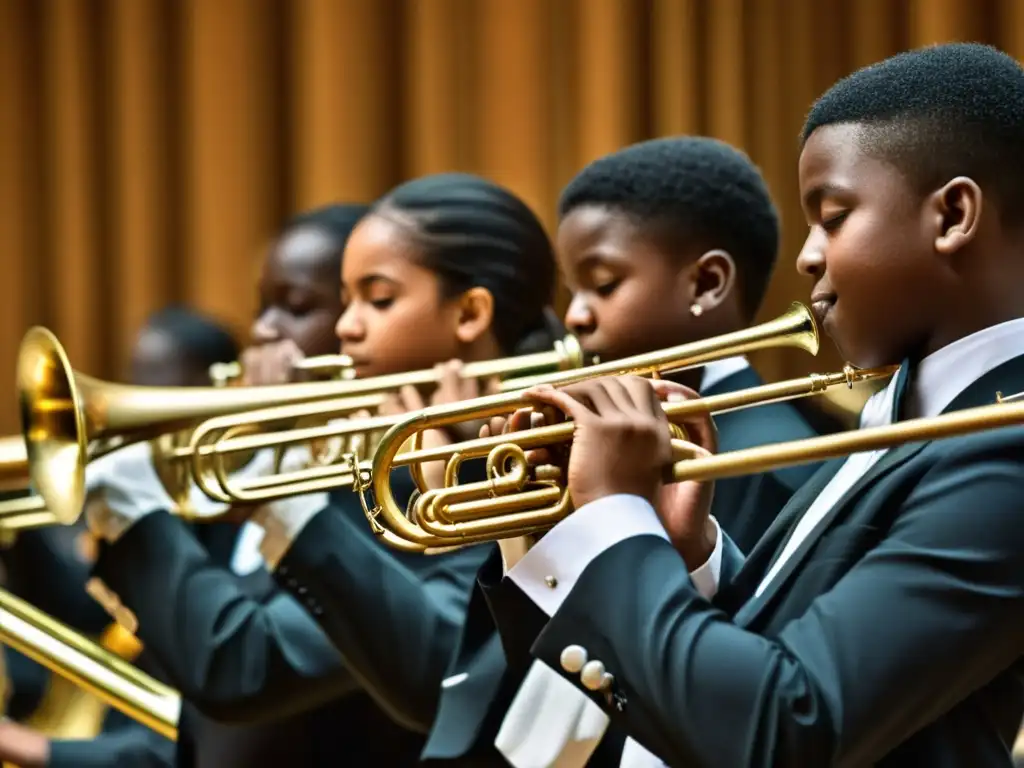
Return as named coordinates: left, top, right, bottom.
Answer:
left=915, top=422, right=1024, bottom=476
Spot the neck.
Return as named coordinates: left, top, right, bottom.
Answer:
left=459, top=335, right=504, bottom=365
left=919, top=305, right=1024, bottom=362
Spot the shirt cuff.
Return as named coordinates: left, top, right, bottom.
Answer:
left=687, top=517, right=723, bottom=600
left=506, top=494, right=670, bottom=617
left=251, top=492, right=329, bottom=570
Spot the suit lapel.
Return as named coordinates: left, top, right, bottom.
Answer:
left=736, top=439, right=929, bottom=627
left=423, top=554, right=509, bottom=759
left=734, top=362, right=913, bottom=626
left=720, top=458, right=843, bottom=609
left=735, top=353, right=1024, bottom=628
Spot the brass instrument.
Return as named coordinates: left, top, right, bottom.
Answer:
left=321, top=302, right=820, bottom=551
left=367, top=362, right=895, bottom=550
left=209, top=354, right=358, bottom=386
left=18, top=329, right=410, bottom=526
left=0, top=436, right=52, bottom=527
left=0, top=587, right=179, bottom=739
left=665, top=387, right=1024, bottom=484
left=19, top=328, right=585, bottom=523
left=186, top=337, right=588, bottom=505
left=184, top=304, right=817, bottom=508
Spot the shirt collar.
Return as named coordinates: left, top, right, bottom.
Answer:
left=699, top=356, right=750, bottom=392
left=861, top=317, right=1024, bottom=427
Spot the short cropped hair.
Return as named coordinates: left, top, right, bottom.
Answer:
left=145, top=305, right=240, bottom=370
left=283, top=203, right=370, bottom=268
left=803, top=43, right=1024, bottom=223
left=558, top=137, right=780, bottom=319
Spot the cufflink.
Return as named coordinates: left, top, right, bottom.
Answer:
left=581, top=660, right=614, bottom=692
left=560, top=644, right=588, bottom=674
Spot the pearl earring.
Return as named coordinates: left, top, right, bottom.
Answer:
left=690, top=303, right=703, bottom=317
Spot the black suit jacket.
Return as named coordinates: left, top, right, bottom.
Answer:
left=276, top=367, right=825, bottom=766
left=528, top=354, right=1024, bottom=767
left=90, top=472, right=453, bottom=767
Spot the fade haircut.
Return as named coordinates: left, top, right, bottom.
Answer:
left=558, top=137, right=780, bottom=320
left=802, top=43, right=1024, bottom=224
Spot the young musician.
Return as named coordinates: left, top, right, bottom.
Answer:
left=503, top=42, right=1024, bottom=767
left=81, top=177, right=561, bottom=763
left=553, top=136, right=825, bottom=552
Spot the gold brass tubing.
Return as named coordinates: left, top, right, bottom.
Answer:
left=0, top=588, right=180, bottom=740
left=408, top=366, right=898, bottom=542
left=184, top=337, right=588, bottom=504
left=18, top=327, right=417, bottom=526
left=188, top=393, right=387, bottom=505
left=365, top=303, right=820, bottom=551
left=668, top=391, right=1024, bottom=484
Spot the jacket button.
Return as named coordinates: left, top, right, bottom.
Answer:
left=581, top=660, right=608, bottom=691
left=560, top=645, right=588, bottom=673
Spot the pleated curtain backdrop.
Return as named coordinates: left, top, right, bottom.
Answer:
left=1, top=0, right=1022, bottom=433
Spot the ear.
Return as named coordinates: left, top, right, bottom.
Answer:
left=688, top=249, right=737, bottom=314
left=931, top=176, right=982, bottom=256
left=454, top=286, right=495, bottom=345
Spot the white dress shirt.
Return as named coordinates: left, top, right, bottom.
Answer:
left=505, top=318, right=1024, bottom=767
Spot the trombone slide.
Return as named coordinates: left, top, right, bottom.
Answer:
left=667, top=391, right=1024, bottom=484
left=0, top=588, right=179, bottom=740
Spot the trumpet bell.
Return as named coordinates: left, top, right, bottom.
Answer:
left=0, top=436, right=30, bottom=492
left=17, top=328, right=86, bottom=525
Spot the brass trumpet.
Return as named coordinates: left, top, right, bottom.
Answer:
left=17, top=328, right=410, bottom=526
left=321, top=302, right=819, bottom=551
left=208, top=354, right=358, bottom=386
left=366, top=363, right=896, bottom=550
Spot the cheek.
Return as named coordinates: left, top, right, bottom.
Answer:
left=294, top=313, right=342, bottom=357
left=597, top=281, right=690, bottom=345
left=828, top=213, right=931, bottom=300
left=366, top=302, right=460, bottom=369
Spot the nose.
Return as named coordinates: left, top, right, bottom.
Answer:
left=796, top=229, right=826, bottom=279
left=335, top=304, right=364, bottom=345
left=563, top=293, right=596, bottom=337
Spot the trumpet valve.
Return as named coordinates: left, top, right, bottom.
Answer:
left=533, top=464, right=563, bottom=483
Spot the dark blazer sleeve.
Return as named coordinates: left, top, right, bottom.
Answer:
left=275, top=503, right=493, bottom=733
left=530, top=437, right=1024, bottom=767
left=90, top=511, right=357, bottom=723
left=47, top=726, right=175, bottom=768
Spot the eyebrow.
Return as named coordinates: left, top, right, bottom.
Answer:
left=574, top=252, right=624, bottom=271
left=801, top=183, right=849, bottom=210
left=354, top=273, right=399, bottom=291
